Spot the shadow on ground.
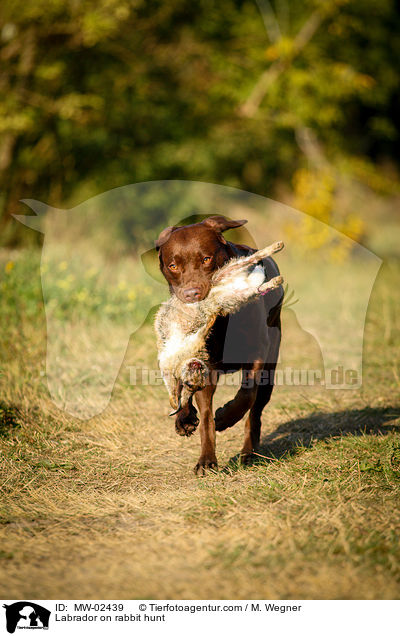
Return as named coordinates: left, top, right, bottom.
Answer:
left=0, top=401, right=22, bottom=438
left=0, top=400, right=41, bottom=438
left=224, top=406, right=400, bottom=469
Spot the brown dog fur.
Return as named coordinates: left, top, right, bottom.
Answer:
left=155, top=215, right=283, bottom=475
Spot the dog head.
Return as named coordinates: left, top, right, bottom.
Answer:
left=155, top=215, right=247, bottom=303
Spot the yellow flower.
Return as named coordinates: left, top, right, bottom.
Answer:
left=58, top=261, right=68, bottom=271
left=5, top=261, right=14, bottom=273
left=57, top=274, right=74, bottom=290
left=75, top=290, right=88, bottom=302
left=127, top=290, right=136, bottom=301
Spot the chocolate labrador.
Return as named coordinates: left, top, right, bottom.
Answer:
left=155, top=215, right=283, bottom=475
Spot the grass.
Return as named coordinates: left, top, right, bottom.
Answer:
left=0, top=242, right=399, bottom=599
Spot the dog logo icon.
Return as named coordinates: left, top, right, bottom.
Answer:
left=3, top=602, right=51, bottom=633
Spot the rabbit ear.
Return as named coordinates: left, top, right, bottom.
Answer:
left=202, top=215, right=247, bottom=233
left=155, top=225, right=178, bottom=249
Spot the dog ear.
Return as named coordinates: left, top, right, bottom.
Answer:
left=155, top=226, right=177, bottom=249
left=202, top=216, right=247, bottom=233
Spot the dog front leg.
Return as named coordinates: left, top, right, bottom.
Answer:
left=214, top=367, right=261, bottom=432
left=194, top=381, right=218, bottom=476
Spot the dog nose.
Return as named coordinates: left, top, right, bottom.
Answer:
left=183, top=287, right=202, bottom=302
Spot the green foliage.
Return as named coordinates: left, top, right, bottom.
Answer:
left=0, top=0, right=399, bottom=246
left=0, top=248, right=163, bottom=325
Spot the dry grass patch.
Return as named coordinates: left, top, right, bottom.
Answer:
left=0, top=252, right=399, bottom=599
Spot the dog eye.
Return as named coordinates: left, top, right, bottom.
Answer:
left=203, top=256, right=211, bottom=263
left=169, top=263, right=177, bottom=270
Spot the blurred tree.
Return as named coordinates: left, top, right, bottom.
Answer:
left=0, top=0, right=399, bottom=246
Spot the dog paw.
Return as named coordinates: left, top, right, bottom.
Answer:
left=239, top=451, right=254, bottom=466
left=194, top=457, right=218, bottom=476
left=175, top=418, right=198, bottom=437
left=175, top=404, right=199, bottom=437
left=214, top=406, right=230, bottom=432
